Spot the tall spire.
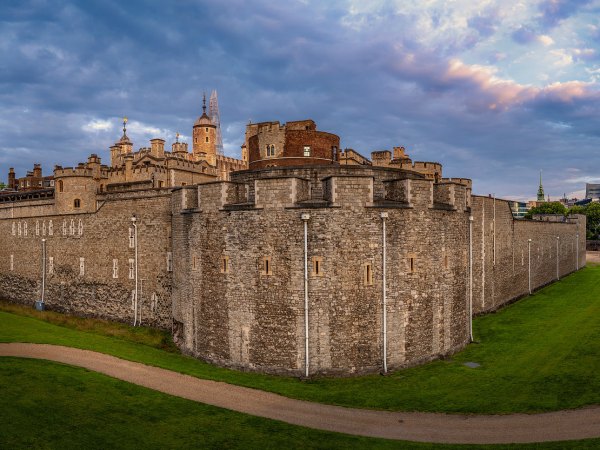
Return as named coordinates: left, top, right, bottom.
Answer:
left=202, top=92, right=207, bottom=115
left=122, top=117, right=128, bottom=137
left=537, top=169, right=545, bottom=202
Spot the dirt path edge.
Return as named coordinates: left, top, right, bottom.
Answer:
left=1, top=343, right=599, bottom=444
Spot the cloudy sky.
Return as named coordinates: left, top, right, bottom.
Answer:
left=1, top=0, right=600, bottom=201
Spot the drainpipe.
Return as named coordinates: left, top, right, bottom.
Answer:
left=380, top=212, right=388, bottom=373
left=131, top=215, right=138, bottom=326
left=528, top=239, right=532, bottom=294
left=301, top=213, right=310, bottom=377
left=41, top=238, right=46, bottom=305
left=556, top=236, right=560, bottom=280
left=468, top=215, right=473, bottom=342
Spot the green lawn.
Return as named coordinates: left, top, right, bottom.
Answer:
left=2, top=357, right=599, bottom=450
left=1, top=265, right=600, bottom=414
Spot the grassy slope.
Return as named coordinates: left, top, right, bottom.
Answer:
left=2, top=358, right=599, bottom=450
left=1, top=265, right=599, bottom=414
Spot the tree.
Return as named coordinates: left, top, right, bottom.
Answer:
left=524, top=202, right=567, bottom=219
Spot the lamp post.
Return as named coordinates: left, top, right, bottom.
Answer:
left=556, top=236, right=560, bottom=280
left=469, top=215, right=473, bottom=342
left=380, top=212, right=388, bottom=373
left=301, top=213, right=310, bottom=377
left=131, top=215, right=138, bottom=326
left=528, top=239, right=532, bottom=295
left=36, top=238, right=47, bottom=311
left=576, top=233, right=579, bottom=271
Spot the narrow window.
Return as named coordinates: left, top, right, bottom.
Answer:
left=10, top=254, right=14, bottom=271
left=58, top=180, right=63, bottom=192
left=158, top=180, right=164, bottom=188
left=363, top=262, right=373, bottom=286
left=205, top=136, right=209, bottom=143
left=36, top=221, right=40, bottom=236
left=166, top=252, right=173, bottom=272
left=260, top=256, right=272, bottom=275
left=129, top=227, right=135, bottom=248
left=23, top=222, right=27, bottom=236
left=303, top=146, right=311, bottom=157
left=70, top=219, right=75, bottom=235
left=221, top=256, right=230, bottom=274
left=311, top=256, right=323, bottom=277
left=62, top=219, right=67, bottom=236
left=74, top=199, right=81, bottom=208
left=78, top=219, right=83, bottom=236
left=79, top=257, right=85, bottom=276
left=205, top=127, right=208, bottom=132
left=407, top=255, right=416, bottom=273
left=192, top=256, right=197, bottom=270
left=42, top=221, right=46, bottom=236
left=112, top=259, right=119, bottom=278
left=11, top=222, right=15, bottom=236
left=48, top=256, right=54, bottom=275
left=18, top=222, right=21, bottom=236
left=443, top=254, right=449, bottom=269
left=48, top=220, right=53, bottom=236
left=128, top=258, right=135, bottom=279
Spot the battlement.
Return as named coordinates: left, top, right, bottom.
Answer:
left=441, top=177, right=472, bottom=189
left=54, top=165, right=93, bottom=178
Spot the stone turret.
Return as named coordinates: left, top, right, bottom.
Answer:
left=192, top=94, right=217, bottom=165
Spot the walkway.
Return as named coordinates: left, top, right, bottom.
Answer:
left=1, top=343, right=599, bottom=445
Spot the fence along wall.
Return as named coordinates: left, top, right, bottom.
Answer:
left=470, top=196, right=586, bottom=314
left=0, top=190, right=173, bottom=328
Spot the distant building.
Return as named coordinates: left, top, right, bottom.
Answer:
left=8, top=165, right=54, bottom=191
left=536, top=170, right=545, bottom=202
left=585, top=183, right=600, bottom=200
left=508, top=201, right=528, bottom=218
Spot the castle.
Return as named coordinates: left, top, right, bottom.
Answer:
left=0, top=106, right=586, bottom=376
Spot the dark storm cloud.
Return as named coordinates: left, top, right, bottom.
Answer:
left=537, top=0, right=593, bottom=29
left=511, top=26, right=538, bottom=44
left=0, top=0, right=599, bottom=201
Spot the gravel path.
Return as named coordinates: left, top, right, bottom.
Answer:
left=2, top=343, right=600, bottom=444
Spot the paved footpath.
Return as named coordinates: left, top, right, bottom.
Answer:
left=2, top=343, right=600, bottom=445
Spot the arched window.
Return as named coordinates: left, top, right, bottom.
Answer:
left=74, top=199, right=81, bottom=208
left=58, top=180, right=63, bottom=192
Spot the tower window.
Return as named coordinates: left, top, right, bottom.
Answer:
left=303, top=146, right=311, bottom=157
left=58, top=180, right=63, bottom=192
left=260, top=256, right=272, bottom=276
left=205, top=137, right=209, bottom=143
left=363, top=262, right=373, bottom=286
left=221, top=256, right=229, bottom=274
left=205, top=127, right=208, bottom=132
left=74, top=199, right=81, bottom=208
left=311, top=256, right=323, bottom=277
left=266, top=144, right=276, bottom=157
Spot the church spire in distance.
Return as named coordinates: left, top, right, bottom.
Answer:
left=537, top=169, right=545, bottom=202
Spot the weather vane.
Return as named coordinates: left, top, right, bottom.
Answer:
left=122, top=117, right=128, bottom=136
left=176, top=132, right=180, bottom=143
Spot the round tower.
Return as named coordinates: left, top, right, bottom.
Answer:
left=192, top=94, right=217, bottom=165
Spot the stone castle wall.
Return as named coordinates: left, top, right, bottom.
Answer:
left=170, top=173, right=471, bottom=375
left=470, top=196, right=585, bottom=314
left=0, top=189, right=173, bottom=328
left=0, top=164, right=586, bottom=376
